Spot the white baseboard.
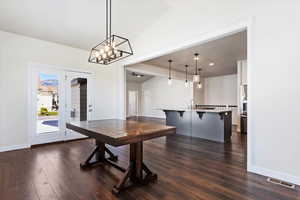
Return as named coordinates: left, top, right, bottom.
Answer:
left=0, top=144, right=31, bottom=153
left=139, top=114, right=166, bottom=119
left=248, top=165, right=300, bottom=186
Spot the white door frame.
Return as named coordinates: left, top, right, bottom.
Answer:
left=27, top=63, right=95, bottom=146
left=122, top=18, right=254, bottom=170
left=28, top=67, right=66, bottom=145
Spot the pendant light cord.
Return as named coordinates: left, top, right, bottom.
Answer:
left=194, top=53, right=199, bottom=75
left=185, top=65, right=188, bottom=81
left=109, top=0, right=112, bottom=42
left=106, top=0, right=108, bottom=40
left=106, top=0, right=112, bottom=42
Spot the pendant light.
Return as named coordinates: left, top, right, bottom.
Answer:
left=185, top=65, right=189, bottom=87
left=197, top=81, right=203, bottom=89
left=168, top=60, right=173, bottom=85
left=88, top=0, right=133, bottom=65
left=193, top=53, right=200, bottom=82
left=197, top=68, right=202, bottom=89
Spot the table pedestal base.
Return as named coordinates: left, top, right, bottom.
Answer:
left=112, top=142, right=157, bottom=195
left=80, top=141, right=119, bottom=169
left=80, top=141, right=157, bottom=195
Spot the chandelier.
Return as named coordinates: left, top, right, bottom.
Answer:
left=88, top=0, right=133, bottom=65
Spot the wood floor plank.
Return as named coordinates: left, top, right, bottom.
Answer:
left=0, top=117, right=299, bottom=200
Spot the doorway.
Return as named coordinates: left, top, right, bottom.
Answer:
left=122, top=23, right=251, bottom=169
left=29, top=65, right=94, bottom=145
left=127, top=90, right=138, bottom=117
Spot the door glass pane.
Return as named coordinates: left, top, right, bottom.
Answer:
left=70, top=78, right=88, bottom=122
left=37, top=73, right=59, bottom=134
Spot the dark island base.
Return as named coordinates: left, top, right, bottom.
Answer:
left=163, top=110, right=232, bottom=143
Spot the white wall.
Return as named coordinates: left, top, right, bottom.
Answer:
left=141, top=76, right=193, bottom=118
left=0, top=30, right=117, bottom=149
left=0, top=45, right=4, bottom=148
left=204, top=75, right=237, bottom=105
left=126, top=63, right=193, bottom=118
left=119, top=1, right=300, bottom=185
left=204, top=74, right=238, bottom=124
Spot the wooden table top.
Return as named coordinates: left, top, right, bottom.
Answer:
left=66, top=119, right=176, bottom=146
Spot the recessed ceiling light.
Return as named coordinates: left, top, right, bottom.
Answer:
left=209, top=62, right=215, bottom=66
left=132, top=72, right=144, bottom=78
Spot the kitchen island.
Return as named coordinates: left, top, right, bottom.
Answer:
left=161, top=108, right=232, bottom=143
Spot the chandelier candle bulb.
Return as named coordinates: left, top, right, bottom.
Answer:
left=95, top=51, right=100, bottom=57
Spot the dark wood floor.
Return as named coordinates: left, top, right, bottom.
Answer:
left=0, top=117, right=299, bottom=200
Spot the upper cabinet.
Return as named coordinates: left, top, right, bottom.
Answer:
left=238, top=60, right=247, bottom=85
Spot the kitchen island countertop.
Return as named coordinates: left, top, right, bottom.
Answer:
left=158, top=108, right=232, bottom=113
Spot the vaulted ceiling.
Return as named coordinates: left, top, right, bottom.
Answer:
left=0, top=0, right=246, bottom=77
left=0, top=0, right=169, bottom=50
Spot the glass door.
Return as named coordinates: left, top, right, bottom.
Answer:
left=65, top=71, right=93, bottom=140
left=31, top=68, right=66, bottom=145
